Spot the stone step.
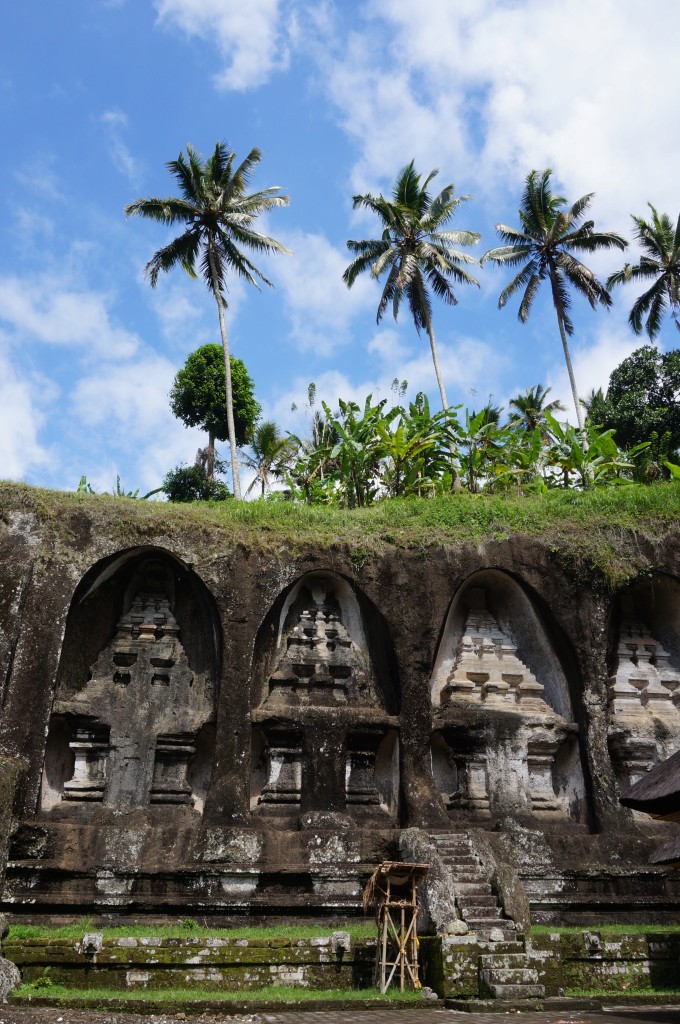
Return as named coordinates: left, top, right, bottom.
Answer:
left=481, top=967, right=540, bottom=985
left=455, top=882, right=493, bottom=896
left=438, top=851, right=480, bottom=863
left=485, top=983, right=545, bottom=999
left=462, top=906, right=503, bottom=920
left=457, top=894, right=498, bottom=909
left=445, top=866, right=485, bottom=877
left=480, top=953, right=534, bottom=969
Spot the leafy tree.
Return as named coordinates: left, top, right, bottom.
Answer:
left=343, top=161, right=480, bottom=446
left=170, top=344, right=260, bottom=479
left=607, top=205, right=680, bottom=338
left=601, top=344, right=680, bottom=451
left=162, top=465, right=230, bottom=503
left=482, top=169, right=626, bottom=430
left=508, top=384, right=564, bottom=433
left=242, top=421, right=295, bottom=497
left=125, top=142, right=290, bottom=499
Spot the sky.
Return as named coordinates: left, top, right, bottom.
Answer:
left=1, top=0, right=678, bottom=495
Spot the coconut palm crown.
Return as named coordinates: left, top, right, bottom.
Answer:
left=508, top=384, right=565, bottom=432
left=343, top=161, right=480, bottom=415
left=125, top=142, right=290, bottom=499
left=481, top=169, right=626, bottom=431
left=607, top=204, right=680, bottom=339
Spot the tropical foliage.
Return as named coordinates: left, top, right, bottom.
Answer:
left=482, top=169, right=627, bottom=429
left=278, top=384, right=646, bottom=507
left=607, top=205, right=680, bottom=338
left=125, top=142, right=289, bottom=499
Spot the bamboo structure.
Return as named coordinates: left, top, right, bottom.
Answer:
left=363, top=861, right=429, bottom=994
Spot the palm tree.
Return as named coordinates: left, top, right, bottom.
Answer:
left=343, top=161, right=480, bottom=417
left=607, top=205, right=680, bottom=339
left=125, top=143, right=290, bottom=499
left=481, top=169, right=626, bottom=431
left=508, top=384, right=564, bottom=432
left=242, top=421, right=295, bottom=498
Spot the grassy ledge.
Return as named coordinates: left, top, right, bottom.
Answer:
left=7, top=920, right=376, bottom=941
left=2, top=481, right=680, bottom=586
left=13, top=984, right=421, bottom=1004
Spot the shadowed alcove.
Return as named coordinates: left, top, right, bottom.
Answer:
left=250, top=570, right=400, bottom=826
left=40, top=547, right=221, bottom=818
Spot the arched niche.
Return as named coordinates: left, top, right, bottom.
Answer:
left=430, top=569, right=587, bottom=824
left=607, top=573, right=680, bottom=792
left=251, top=570, right=399, bottom=713
left=249, top=570, right=400, bottom=826
left=40, top=547, right=221, bottom=817
left=431, top=569, right=574, bottom=719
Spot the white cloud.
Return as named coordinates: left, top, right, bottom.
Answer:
left=0, top=345, right=51, bottom=480
left=322, top=0, right=680, bottom=226
left=100, top=109, right=143, bottom=186
left=274, top=229, right=377, bottom=351
left=71, top=352, right=205, bottom=491
left=0, top=276, right=140, bottom=359
left=154, top=0, right=290, bottom=90
left=267, top=328, right=509, bottom=438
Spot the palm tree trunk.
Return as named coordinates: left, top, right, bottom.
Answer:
left=555, top=309, right=586, bottom=432
left=426, top=320, right=461, bottom=491
left=208, top=249, right=242, bottom=500
left=207, top=430, right=215, bottom=482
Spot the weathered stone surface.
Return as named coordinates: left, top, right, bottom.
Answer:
left=1, top=487, right=680, bottom=923
left=0, top=956, right=20, bottom=1002
left=399, top=829, right=457, bottom=934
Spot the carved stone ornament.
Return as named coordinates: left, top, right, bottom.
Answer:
left=442, top=589, right=554, bottom=715
left=265, top=584, right=372, bottom=706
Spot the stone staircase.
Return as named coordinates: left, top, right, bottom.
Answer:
left=478, top=948, right=544, bottom=999
left=429, top=831, right=545, bottom=1001
left=429, top=831, right=517, bottom=940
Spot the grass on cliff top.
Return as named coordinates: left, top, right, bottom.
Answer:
left=14, top=983, right=420, bottom=1004
left=7, top=919, right=376, bottom=941
left=2, top=480, right=679, bottom=552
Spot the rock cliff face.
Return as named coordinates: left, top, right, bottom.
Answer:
left=1, top=487, right=680, bottom=923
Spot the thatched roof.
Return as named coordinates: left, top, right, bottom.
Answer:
left=362, top=862, right=429, bottom=912
left=619, top=748, right=680, bottom=818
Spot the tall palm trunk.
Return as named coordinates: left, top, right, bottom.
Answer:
left=207, top=430, right=215, bottom=482
left=209, top=248, right=242, bottom=500
left=555, top=307, right=586, bottom=433
left=426, top=319, right=461, bottom=491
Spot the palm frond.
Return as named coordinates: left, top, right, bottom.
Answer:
left=144, top=229, right=201, bottom=286
left=497, top=261, right=537, bottom=309
left=124, top=197, right=196, bottom=223
left=481, top=243, right=533, bottom=267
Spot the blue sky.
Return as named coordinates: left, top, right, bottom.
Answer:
left=1, top=0, right=679, bottom=494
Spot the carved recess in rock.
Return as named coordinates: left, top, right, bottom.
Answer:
left=431, top=571, right=586, bottom=823
left=41, top=556, right=217, bottom=815
left=261, top=576, right=376, bottom=708
left=250, top=571, right=399, bottom=825
left=608, top=578, right=680, bottom=793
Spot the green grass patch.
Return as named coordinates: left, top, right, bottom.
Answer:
left=3, top=480, right=680, bottom=587
left=7, top=920, right=376, bottom=942
left=531, top=923, right=680, bottom=936
left=14, top=982, right=420, bottom=1003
